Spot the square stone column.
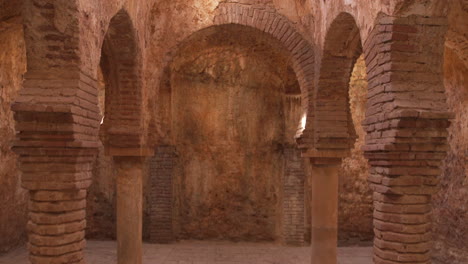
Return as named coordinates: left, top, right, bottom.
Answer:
left=310, top=163, right=340, bottom=264
left=114, top=157, right=145, bottom=264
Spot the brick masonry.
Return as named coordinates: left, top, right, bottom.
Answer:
left=362, top=15, right=451, bottom=264
left=10, top=3, right=146, bottom=263
left=149, top=146, right=176, bottom=243
left=310, top=12, right=452, bottom=264
left=12, top=62, right=99, bottom=264
left=312, top=12, right=361, bottom=163
left=148, top=145, right=308, bottom=245
left=212, top=2, right=316, bottom=146
left=8, top=1, right=458, bottom=263
left=157, top=3, right=316, bottom=244
left=99, top=10, right=146, bottom=154
left=283, top=146, right=306, bottom=245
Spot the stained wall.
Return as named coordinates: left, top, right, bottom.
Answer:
left=432, top=1, right=468, bottom=262
left=0, top=18, right=27, bottom=253
left=170, top=25, right=301, bottom=241
left=432, top=45, right=468, bottom=264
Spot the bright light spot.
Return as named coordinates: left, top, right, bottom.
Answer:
left=295, top=113, right=307, bottom=140
left=100, top=116, right=104, bottom=125
left=300, top=113, right=307, bottom=130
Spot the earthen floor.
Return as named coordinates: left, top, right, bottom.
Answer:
left=0, top=240, right=373, bottom=264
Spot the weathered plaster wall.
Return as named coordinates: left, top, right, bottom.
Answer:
left=86, top=149, right=116, bottom=239
left=432, top=2, right=468, bottom=262
left=432, top=45, right=468, bottom=264
left=145, top=0, right=316, bottom=142
left=170, top=25, right=300, bottom=241
left=0, top=18, right=27, bottom=252
left=433, top=1, right=468, bottom=264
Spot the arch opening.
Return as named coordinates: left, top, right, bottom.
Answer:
left=86, top=9, right=146, bottom=264
left=150, top=24, right=308, bottom=245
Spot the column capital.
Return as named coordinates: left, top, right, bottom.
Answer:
left=302, top=148, right=348, bottom=166
left=107, top=147, right=154, bottom=157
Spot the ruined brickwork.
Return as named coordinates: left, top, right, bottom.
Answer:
left=148, top=146, right=175, bottom=243
left=362, top=16, right=450, bottom=264
left=283, top=147, right=307, bottom=245
left=0, top=0, right=466, bottom=263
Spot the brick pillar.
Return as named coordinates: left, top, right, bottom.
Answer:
left=149, top=146, right=175, bottom=243
left=27, top=190, right=88, bottom=264
left=282, top=146, right=306, bottom=245
left=364, top=112, right=451, bottom=264
left=362, top=15, right=451, bottom=264
left=115, top=157, right=145, bottom=264
left=12, top=1, right=101, bottom=262
left=310, top=163, right=340, bottom=264
left=12, top=89, right=99, bottom=264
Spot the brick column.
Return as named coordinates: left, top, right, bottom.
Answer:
left=11, top=72, right=100, bottom=264
left=362, top=15, right=451, bottom=264
left=12, top=101, right=98, bottom=264
left=309, top=163, right=340, bottom=264
left=27, top=189, right=89, bottom=264
left=115, top=157, right=145, bottom=264
left=149, top=146, right=175, bottom=243
left=12, top=0, right=101, bottom=262
left=364, top=112, right=451, bottom=264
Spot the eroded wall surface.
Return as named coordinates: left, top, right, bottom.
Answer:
left=432, top=2, right=468, bottom=263
left=432, top=46, right=468, bottom=264
left=0, top=19, right=27, bottom=252
left=170, top=26, right=299, bottom=241
left=431, top=2, right=468, bottom=260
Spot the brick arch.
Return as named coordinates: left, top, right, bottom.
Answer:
left=155, top=3, right=315, bottom=145
left=307, top=12, right=366, bottom=263
left=311, top=12, right=363, bottom=163
left=99, top=9, right=147, bottom=156
left=148, top=4, right=315, bottom=245
left=309, top=11, right=453, bottom=264
left=213, top=3, right=314, bottom=144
